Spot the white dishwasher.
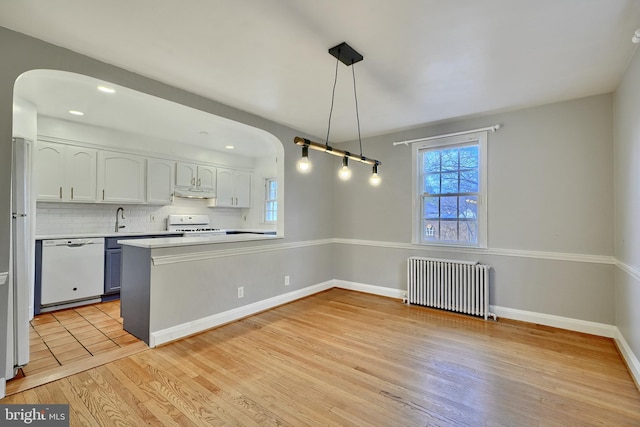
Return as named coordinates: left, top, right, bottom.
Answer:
left=41, top=238, right=105, bottom=307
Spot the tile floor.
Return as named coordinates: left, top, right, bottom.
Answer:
left=21, top=300, right=140, bottom=377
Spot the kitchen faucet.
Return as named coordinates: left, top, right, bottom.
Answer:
left=115, top=207, right=126, bottom=232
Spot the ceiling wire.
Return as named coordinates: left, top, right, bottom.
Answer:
left=324, top=48, right=366, bottom=159
left=324, top=54, right=340, bottom=148
left=352, top=63, right=363, bottom=157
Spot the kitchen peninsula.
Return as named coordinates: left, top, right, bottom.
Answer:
left=119, top=233, right=280, bottom=346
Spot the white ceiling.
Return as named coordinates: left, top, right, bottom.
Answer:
left=14, top=70, right=277, bottom=157
left=2, top=0, right=640, bottom=144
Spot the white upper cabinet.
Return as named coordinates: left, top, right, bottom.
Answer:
left=196, top=165, right=217, bottom=192
left=35, top=142, right=65, bottom=201
left=234, top=171, right=252, bottom=208
left=34, top=141, right=252, bottom=208
left=66, top=147, right=98, bottom=202
left=216, top=168, right=234, bottom=206
left=35, top=141, right=97, bottom=202
left=147, top=158, right=174, bottom=204
left=175, top=162, right=197, bottom=188
left=216, top=168, right=252, bottom=208
left=176, top=162, right=217, bottom=194
left=98, top=151, right=146, bottom=203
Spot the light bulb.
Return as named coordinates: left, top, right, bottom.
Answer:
left=633, top=29, right=640, bottom=44
left=338, top=157, right=351, bottom=180
left=297, top=146, right=312, bottom=173
left=338, top=165, right=352, bottom=180
left=369, top=163, right=381, bottom=186
left=297, top=156, right=311, bottom=173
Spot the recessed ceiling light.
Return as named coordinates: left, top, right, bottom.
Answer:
left=225, top=145, right=235, bottom=150
left=199, top=131, right=209, bottom=135
left=68, top=110, right=84, bottom=116
left=97, top=85, right=115, bottom=93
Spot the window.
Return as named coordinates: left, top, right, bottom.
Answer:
left=413, top=132, right=487, bottom=248
left=263, top=178, right=277, bottom=223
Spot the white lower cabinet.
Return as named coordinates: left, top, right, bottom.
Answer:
left=216, top=168, right=252, bottom=208
left=97, top=151, right=146, bottom=203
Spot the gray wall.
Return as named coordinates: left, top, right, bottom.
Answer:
left=613, top=46, right=640, bottom=357
left=147, top=243, right=334, bottom=333
left=333, top=94, right=616, bottom=324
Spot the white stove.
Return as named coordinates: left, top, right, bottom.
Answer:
left=167, top=214, right=225, bottom=236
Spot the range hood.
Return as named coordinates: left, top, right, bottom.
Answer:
left=173, top=188, right=217, bottom=199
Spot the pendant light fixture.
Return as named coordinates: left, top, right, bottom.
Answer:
left=294, top=42, right=381, bottom=185
left=338, top=155, right=352, bottom=181
left=369, top=162, right=381, bottom=186
left=296, top=145, right=311, bottom=173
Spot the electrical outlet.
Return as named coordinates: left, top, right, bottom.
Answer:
left=238, top=286, right=244, bottom=298
left=284, top=276, right=290, bottom=286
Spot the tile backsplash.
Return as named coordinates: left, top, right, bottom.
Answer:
left=36, top=198, right=246, bottom=236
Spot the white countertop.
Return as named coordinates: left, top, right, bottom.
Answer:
left=35, top=229, right=276, bottom=240
left=119, top=233, right=280, bottom=248
left=36, top=230, right=183, bottom=240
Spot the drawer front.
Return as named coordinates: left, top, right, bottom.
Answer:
left=105, top=237, right=123, bottom=250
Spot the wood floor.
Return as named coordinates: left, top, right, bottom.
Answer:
left=2, top=289, right=639, bottom=426
left=5, top=300, right=146, bottom=395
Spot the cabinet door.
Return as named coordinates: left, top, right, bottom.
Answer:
left=98, top=151, right=146, bottom=203
left=66, top=146, right=97, bottom=202
left=104, top=249, right=122, bottom=294
left=176, top=162, right=197, bottom=188
left=197, top=165, right=217, bottom=192
left=35, top=142, right=65, bottom=201
left=234, top=171, right=252, bottom=208
left=216, top=168, right=235, bottom=207
left=147, top=158, right=174, bottom=204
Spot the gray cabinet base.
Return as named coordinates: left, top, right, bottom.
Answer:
left=120, top=245, right=151, bottom=345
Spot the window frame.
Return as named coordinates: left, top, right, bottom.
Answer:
left=412, top=131, right=488, bottom=248
left=263, top=177, right=277, bottom=224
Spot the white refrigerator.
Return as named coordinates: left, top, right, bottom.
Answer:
left=5, top=137, right=32, bottom=380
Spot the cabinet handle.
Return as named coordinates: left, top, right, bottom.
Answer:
left=71, top=187, right=74, bottom=199
left=198, top=178, right=201, bottom=187
left=102, top=189, right=105, bottom=200
left=59, top=187, right=62, bottom=199
left=235, top=197, right=238, bottom=205
left=191, top=177, right=195, bottom=186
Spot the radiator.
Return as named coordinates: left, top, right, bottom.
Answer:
left=406, top=257, right=495, bottom=320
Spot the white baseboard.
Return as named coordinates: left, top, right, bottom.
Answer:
left=490, top=305, right=617, bottom=337
left=150, top=281, right=334, bottom=347
left=490, top=305, right=640, bottom=387
left=334, top=280, right=405, bottom=300
left=614, top=329, right=640, bottom=389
